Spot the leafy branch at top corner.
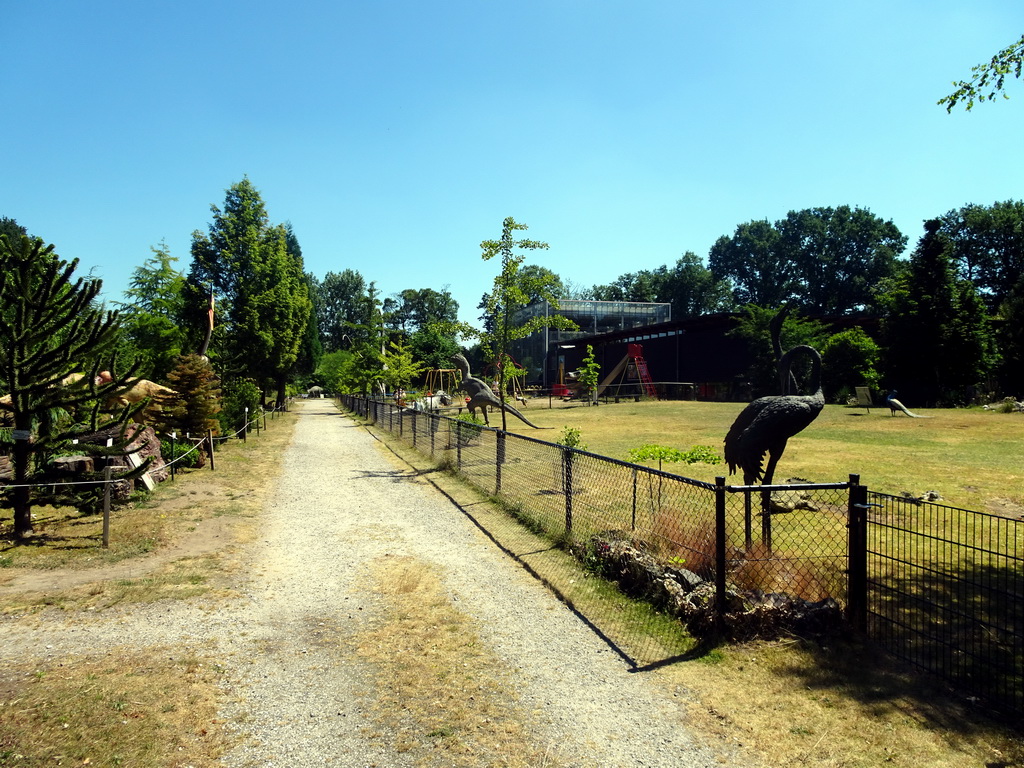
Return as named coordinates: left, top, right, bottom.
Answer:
left=938, top=33, right=1024, bottom=112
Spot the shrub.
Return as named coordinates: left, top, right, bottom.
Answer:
left=220, top=378, right=262, bottom=436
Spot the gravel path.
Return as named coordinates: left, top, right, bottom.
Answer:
left=1, top=399, right=736, bottom=767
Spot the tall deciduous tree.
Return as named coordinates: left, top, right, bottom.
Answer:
left=939, top=201, right=1024, bottom=311
left=709, top=219, right=794, bottom=307
left=0, top=236, right=142, bottom=538
left=316, top=269, right=370, bottom=352
left=710, top=208, right=906, bottom=314
left=777, top=206, right=906, bottom=315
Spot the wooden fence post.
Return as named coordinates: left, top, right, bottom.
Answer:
left=208, top=430, right=216, bottom=471
left=102, top=465, right=112, bottom=548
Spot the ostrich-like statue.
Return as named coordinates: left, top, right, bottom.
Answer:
left=450, top=353, right=546, bottom=429
left=724, top=345, right=825, bottom=485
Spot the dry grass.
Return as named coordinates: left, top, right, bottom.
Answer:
left=0, top=410, right=297, bottom=613
left=354, top=554, right=564, bottom=768
left=0, top=410, right=298, bottom=767
left=0, top=648, right=225, bottom=767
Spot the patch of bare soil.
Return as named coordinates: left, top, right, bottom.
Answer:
left=0, top=507, right=237, bottom=596
left=986, top=497, right=1024, bottom=520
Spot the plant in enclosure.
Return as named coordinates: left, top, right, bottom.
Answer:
left=730, top=542, right=842, bottom=602
left=453, top=412, right=484, bottom=446
left=557, top=425, right=588, bottom=451
left=628, top=443, right=722, bottom=513
left=577, top=345, right=601, bottom=405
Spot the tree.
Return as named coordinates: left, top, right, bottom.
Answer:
left=186, top=178, right=311, bottom=406
left=939, top=33, right=1024, bottom=111
left=115, top=241, right=187, bottom=381
left=408, top=325, right=461, bottom=372
left=577, top=344, right=601, bottom=405
left=0, top=236, right=143, bottom=538
left=383, top=287, right=459, bottom=336
left=710, top=208, right=907, bottom=314
left=709, top=220, right=795, bottom=307
left=317, top=269, right=370, bottom=352
left=654, top=252, right=734, bottom=317
left=997, top=276, right=1024, bottom=393
left=819, top=327, right=881, bottom=403
left=939, top=201, right=1024, bottom=311
left=162, top=354, right=222, bottom=467
left=294, top=271, right=324, bottom=381
left=878, top=220, right=995, bottom=406
left=728, top=305, right=829, bottom=397
left=450, top=218, right=575, bottom=431
left=482, top=218, right=568, bottom=430
left=776, top=206, right=906, bottom=315
left=380, top=340, right=426, bottom=392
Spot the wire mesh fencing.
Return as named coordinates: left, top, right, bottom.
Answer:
left=343, top=394, right=1024, bottom=714
left=864, top=492, right=1024, bottom=717
left=343, top=395, right=858, bottom=666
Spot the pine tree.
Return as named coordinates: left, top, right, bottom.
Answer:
left=0, top=236, right=145, bottom=538
left=161, top=354, right=222, bottom=468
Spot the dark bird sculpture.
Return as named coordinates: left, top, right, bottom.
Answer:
left=724, top=345, right=825, bottom=485
left=450, top=353, right=547, bottom=429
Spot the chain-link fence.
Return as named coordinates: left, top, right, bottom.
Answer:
left=344, top=395, right=856, bottom=665
left=345, top=394, right=1024, bottom=714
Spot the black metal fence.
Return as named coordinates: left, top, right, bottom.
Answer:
left=343, top=395, right=1024, bottom=716
left=862, top=492, right=1024, bottom=717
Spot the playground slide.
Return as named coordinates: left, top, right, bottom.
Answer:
left=596, top=354, right=629, bottom=396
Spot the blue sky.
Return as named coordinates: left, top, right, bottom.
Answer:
left=3, top=2, right=1022, bottom=327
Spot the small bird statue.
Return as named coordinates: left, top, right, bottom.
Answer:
left=724, top=345, right=825, bottom=485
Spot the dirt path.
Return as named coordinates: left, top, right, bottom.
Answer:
left=0, top=399, right=739, bottom=767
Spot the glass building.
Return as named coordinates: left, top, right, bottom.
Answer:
left=510, top=299, right=671, bottom=386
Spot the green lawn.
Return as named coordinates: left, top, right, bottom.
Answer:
left=496, top=399, right=1024, bottom=515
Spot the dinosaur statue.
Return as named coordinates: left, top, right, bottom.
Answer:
left=450, top=353, right=548, bottom=429
left=885, top=390, right=927, bottom=418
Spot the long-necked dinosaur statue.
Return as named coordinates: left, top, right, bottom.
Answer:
left=450, top=353, right=548, bottom=429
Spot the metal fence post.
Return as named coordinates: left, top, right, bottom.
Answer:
left=847, top=473, right=868, bottom=633
left=411, top=410, right=417, bottom=448
left=456, top=421, right=462, bottom=471
left=563, top=446, right=574, bottom=537
left=715, top=476, right=728, bottom=630
left=631, top=467, right=638, bottom=531
left=102, top=465, right=112, bottom=548
left=495, top=430, right=505, bottom=496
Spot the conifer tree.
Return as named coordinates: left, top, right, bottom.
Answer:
left=161, top=354, right=222, bottom=468
left=0, top=235, right=144, bottom=538
left=879, top=220, right=994, bottom=405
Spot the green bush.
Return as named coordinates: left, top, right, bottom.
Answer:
left=160, top=438, right=200, bottom=469
left=220, top=378, right=262, bottom=436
